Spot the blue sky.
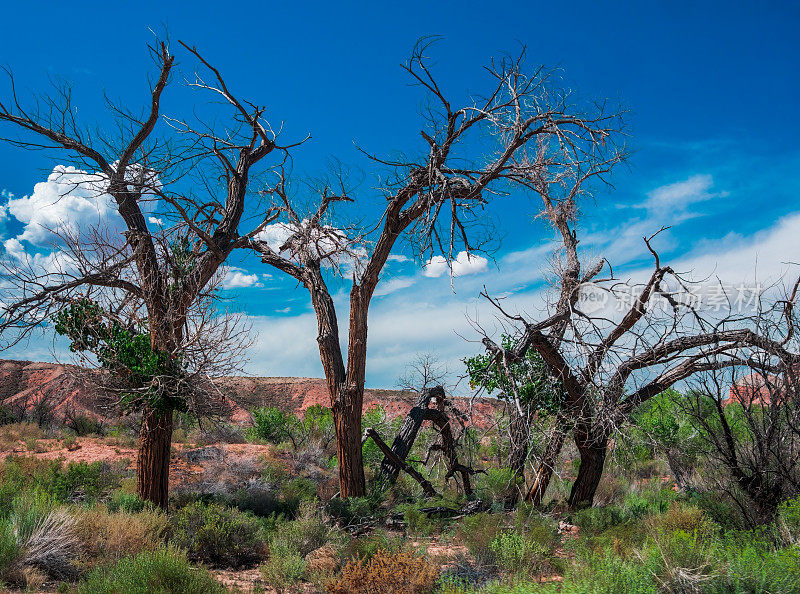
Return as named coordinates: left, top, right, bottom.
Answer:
left=0, top=1, right=799, bottom=390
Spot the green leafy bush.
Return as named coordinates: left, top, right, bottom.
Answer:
left=572, top=505, right=629, bottom=534
left=259, top=542, right=307, bottom=591
left=66, top=414, right=104, bottom=437
left=170, top=501, right=266, bottom=568
left=107, top=492, right=155, bottom=514
left=343, top=529, right=403, bottom=562
left=778, top=495, right=800, bottom=544
left=488, top=530, right=550, bottom=574
left=76, top=546, right=225, bottom=594
left=455, top=512, right=505, bottom=563
left=249, top=406, right=297, bottom=444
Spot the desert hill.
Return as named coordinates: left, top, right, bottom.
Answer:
left=0, top=358, right=501, bottom=428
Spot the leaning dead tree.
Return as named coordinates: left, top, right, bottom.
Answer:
left=250, top=39, right=624, bottom=497
left=0, top=40, right=302, bottom=508
left=369, top=385, right=478, bottom=498
left=480, top=207, right=800, bottom=507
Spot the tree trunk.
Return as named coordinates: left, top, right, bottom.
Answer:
left=137, top=407, right=173, bottom=509
left=568, top=432, right=607, bottom=509
left=378, top=387, right=442, bottom=484
left=505, top=410, right=530, bottom=505
left=526, top=424, right=567, bottom=506
left=333, top=384, right=366, bottom=498
left=363, top=428, right=437, bottom=497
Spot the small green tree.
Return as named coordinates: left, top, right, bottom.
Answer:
left=465, top=334, right=564, bottom=503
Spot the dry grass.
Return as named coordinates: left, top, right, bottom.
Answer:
left=73, top=505, right=168, bottom=568
left=0, top=422, right=45, bottom=450
left=327, top=549, right=439, bottom=594
left=22, top=508, right=80, bottom=579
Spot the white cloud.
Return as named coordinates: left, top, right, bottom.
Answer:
left=423, top=251, right=489, bottom=278
left=677, top=212, right=800, bottom=286
left=148, top=216, right=164, bottom=226
left=641, top=174, right=719, bottom=212
left=5, top=166, right=119, bottom=246
left=3, top=237, right=78, bottom=277
left=222, top=266, right=263, bottom=289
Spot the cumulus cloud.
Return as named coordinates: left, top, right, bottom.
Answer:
left=423, top=251, right=489, bottom=278
left=3, top=237, right=78, bottom=277
left=221, top=266, right=263, bottom=289
left=5, top=166, right=119, bottom=246
left=148, top=216, right=164, bottom=227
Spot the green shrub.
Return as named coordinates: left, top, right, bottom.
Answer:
left=488, top=530, right=550, bottom=574
left=645, top=503, right=716, bottom=537
left=249, top=406, right=296, bottom=444
left=682, top=489, right=743, bottom=530
left=719, top=539, right=800, bottom=593
left=512, top=505, right=560, bottom=547
left=259, top=542, right=307, bottom=591
left=281, top=477, right=318, bottom=511
left=455, top=512, right=505, bottom=563
left=572, top=505, right=629, bottom=534
left=478, top=468, right=520, bottom=503
left=343, top=528, right=403, bottom=562
left=49, top=461, right=121, bottom=504
left=778, top=495, right=800, bottom=544
left=326, top=496, right=380, bottom=526
left=0, top=519, right=21, bottom=580
left=76, top=546, right=225, bottom=594
left=170, top=501, right=266, bottom=568
left=557, top=552, right=658, bottom=594
left=107, top=492, right=155, bottom=514
left=398, top=503, right=437, bottom=536
left=643, top=529, right=716, bottom=591
left=66, top=414, right=104, bottom=436
left=269, top=502, right=332, bottom=558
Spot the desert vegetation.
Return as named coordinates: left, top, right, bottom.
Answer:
left=0, top=29, right=798, bottom=594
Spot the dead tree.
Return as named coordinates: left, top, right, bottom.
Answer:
left=379, top=386, right=445, bottom=484
left=0, top=40, right=301, bottom=507
left=480, top=192, right=800, bottom=508
left=250, top=39, right=624, bottom=497
left=424, top=390, right=478, bottom=497
left=375, top=385, right=477, bottom=497
left=679, top=350, right=800, bottom=525
left=362, top=427, right=438, bottom=497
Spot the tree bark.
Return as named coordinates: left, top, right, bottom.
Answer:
left=332, top=384, right=366, bottom=498
left=505, top=410, right=530, bottom=505
left=363, top=427, right=437, bottom=497
left=568, top=430, right=608, bottom=509
left=525, top=423, right=567, bottom=506
left=136, top=407, right=173, bottom=509
left=378, top=386, right=442, bottom=484
left=424, top=407, right=475, bottom=497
